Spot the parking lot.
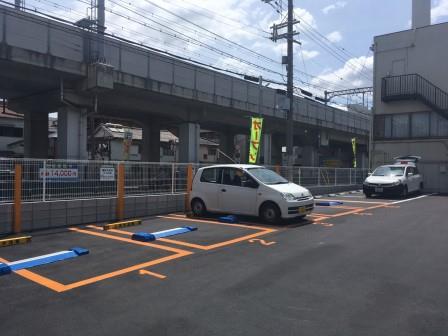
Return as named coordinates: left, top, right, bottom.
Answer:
left=1, top=192, right=448, bottom=335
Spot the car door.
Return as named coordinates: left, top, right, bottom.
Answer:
left=406, top=167, right=418, bottom=192
left=196, top=167, right=222, bottom=211
left=218, top=168, right=258, bottom=216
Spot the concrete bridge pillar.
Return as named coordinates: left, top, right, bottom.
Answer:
left=57, top=106, right=88, bottom=160
left=218, top=132, right=236, bottom=163
left=235, top=134, right=248, bottom=164
left=24, top=112, right=48, bottom=158
left=179, top=122, right=200, bottom=163
left=261, top=133, right=272, bottom=165
left=141, top=121, right=161, bottom=162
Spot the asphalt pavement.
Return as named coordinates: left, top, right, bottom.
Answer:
left=1, top=192, right=447, bottom=336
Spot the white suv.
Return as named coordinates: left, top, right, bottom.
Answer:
left=190, top=164, right=314, bottom=223
left=363, top=156, right=423, bottom=198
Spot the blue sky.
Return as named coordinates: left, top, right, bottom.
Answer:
left=17, top=0, right=448, bottom=105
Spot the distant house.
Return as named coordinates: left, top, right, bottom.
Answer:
left=92, top=123, right=220, bottom=163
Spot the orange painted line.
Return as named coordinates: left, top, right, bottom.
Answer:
left=95, top=216, right=276, bottom=251
left=318, top=199, right=389, bottom=205
left=158, top=215, right=276, bottom=232
left=0, top=257, right=67, bottom=293
left=69, top=228, right=188, bottom=254
left=139, top=269, right=167, bottom=279
left=88, top=225, right=210, bottom=250
left=332, top=205, right=364, bottom=210
left=64, top=253, right=186, bottom=290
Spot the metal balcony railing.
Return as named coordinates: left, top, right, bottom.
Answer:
left=382, top=74, right=448, bottom=120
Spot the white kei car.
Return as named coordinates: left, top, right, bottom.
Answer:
left=363, top=156, right=423, bottom=198
left=190, top=164, right=314, bottom=223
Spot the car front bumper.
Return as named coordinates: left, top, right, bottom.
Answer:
left=280, top=199, right=315, bottom=218
left=363, top=184, right=404, bottom=196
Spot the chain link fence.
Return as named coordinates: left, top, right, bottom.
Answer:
left=0, top=158, right=369, bottom=203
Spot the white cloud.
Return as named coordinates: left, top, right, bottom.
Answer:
left=312, top=56, right=373, bottom=90
left=301, top=50, right=320, bottom=60
left=326, top=31, right=343, bottom=43
left=322, top=1, right=347, bottom=15
left=432, top=0, right=448, bottom=23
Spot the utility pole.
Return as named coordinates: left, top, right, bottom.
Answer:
left=14, top=0, right=21, bottom=10
left=263, top=0, right=299, bottom=166
left=286, top=0, right=294, bottom=166
left=96, top=0, right=106, bottom=61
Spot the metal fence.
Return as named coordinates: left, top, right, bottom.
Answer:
left=0, top=158, right=369, bottom=203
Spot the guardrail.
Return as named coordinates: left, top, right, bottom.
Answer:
left=0, top=158, right=369, bottom=204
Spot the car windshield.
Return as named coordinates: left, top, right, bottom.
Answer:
left=372, top=166, right=405, bottom=177
left=247, top=168, right=289, bottom=184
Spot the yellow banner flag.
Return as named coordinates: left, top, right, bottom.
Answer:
left=352, top=138, right=357, bottom=168
left=249, top=117, right=263, bottom=164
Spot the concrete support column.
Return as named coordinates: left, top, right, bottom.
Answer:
left=57, top=106, right=88, bottom=160
left=261, top=133, right=272, bottom=165
left=179, top=122, right=200, bottom=163
left=235, top=134, right=248, bottom=164
left=219, top=132, right=236, bottom=163
left=141, top=121, right=161, bottom=162
left=24, top=112, right=48, bottom=159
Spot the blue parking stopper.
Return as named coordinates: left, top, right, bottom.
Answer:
left=219, top=215, right=238, bottom=223
left=132, top=232, right=156, bottom=242
left=0, top=262, right=12, bottom=275
left=70, top=247, right=89, bottom=256
left=315, top=201, right=343, bottom=206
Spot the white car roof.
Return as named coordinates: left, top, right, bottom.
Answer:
left=199, top=164, right=264, bottom=170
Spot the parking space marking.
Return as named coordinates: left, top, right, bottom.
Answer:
left=317, top=199, right=391, bottom=205
left=391, top=193, right=437, bottom=204
left=138, top=269, right=167, bottom=279
left=0, top=229, right=192, bottom=292
left=96, top=216, right=277, bottom=251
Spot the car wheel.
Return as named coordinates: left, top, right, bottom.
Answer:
left=260, top=202, right=280, bottom=224
left=191, top=198, right=206, bottom=217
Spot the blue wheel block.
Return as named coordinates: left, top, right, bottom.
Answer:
left=315, top=201, right=343, bottom=206
left=0, top=262, right=12, bottom=276
left=218, top=215, right=238, bottom=223
left=132, top=232, right=156, bottom=242
left=70, top=247, right=89, bottom=256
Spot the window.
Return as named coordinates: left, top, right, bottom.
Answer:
left=247, top=167, right=288, bottom=185
left=430, top=112, right=448, bottom=137
left=392, top=115, right=409, bottom=138
left=411, top=113, right=430, bottom=137
left=372, top=166, right=404, bottom=177
left=208, top=148, right=217, bottom=156
left=200, top=168, right=222, bottom=184
left=222, top=168, right=256, bottom=188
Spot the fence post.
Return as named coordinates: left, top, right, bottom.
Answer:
left=349, top=168, right=352, bottom=185
left=13, top=164, right=22, bottom=234
left=116, top=163, right=125, bottom=220
left=42, top=160, right=46, bottom=202
left=185, top=164, right=193, bottom=214
left=171, top=163, right=175, bottom=194
left=317, top=167, right=321, bottom=186
left=298, top=167, right=301, bottom=185
left=334, top=169, right=337, bottom=185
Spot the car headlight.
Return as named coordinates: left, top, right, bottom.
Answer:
left=392, top=181, right=401, bottom=186
left=281, top=193, right=296, bottom=201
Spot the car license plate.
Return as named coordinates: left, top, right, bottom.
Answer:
left=375, top=187, right=383, bottom=192
left=298, top=206, right=306, bottom=214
